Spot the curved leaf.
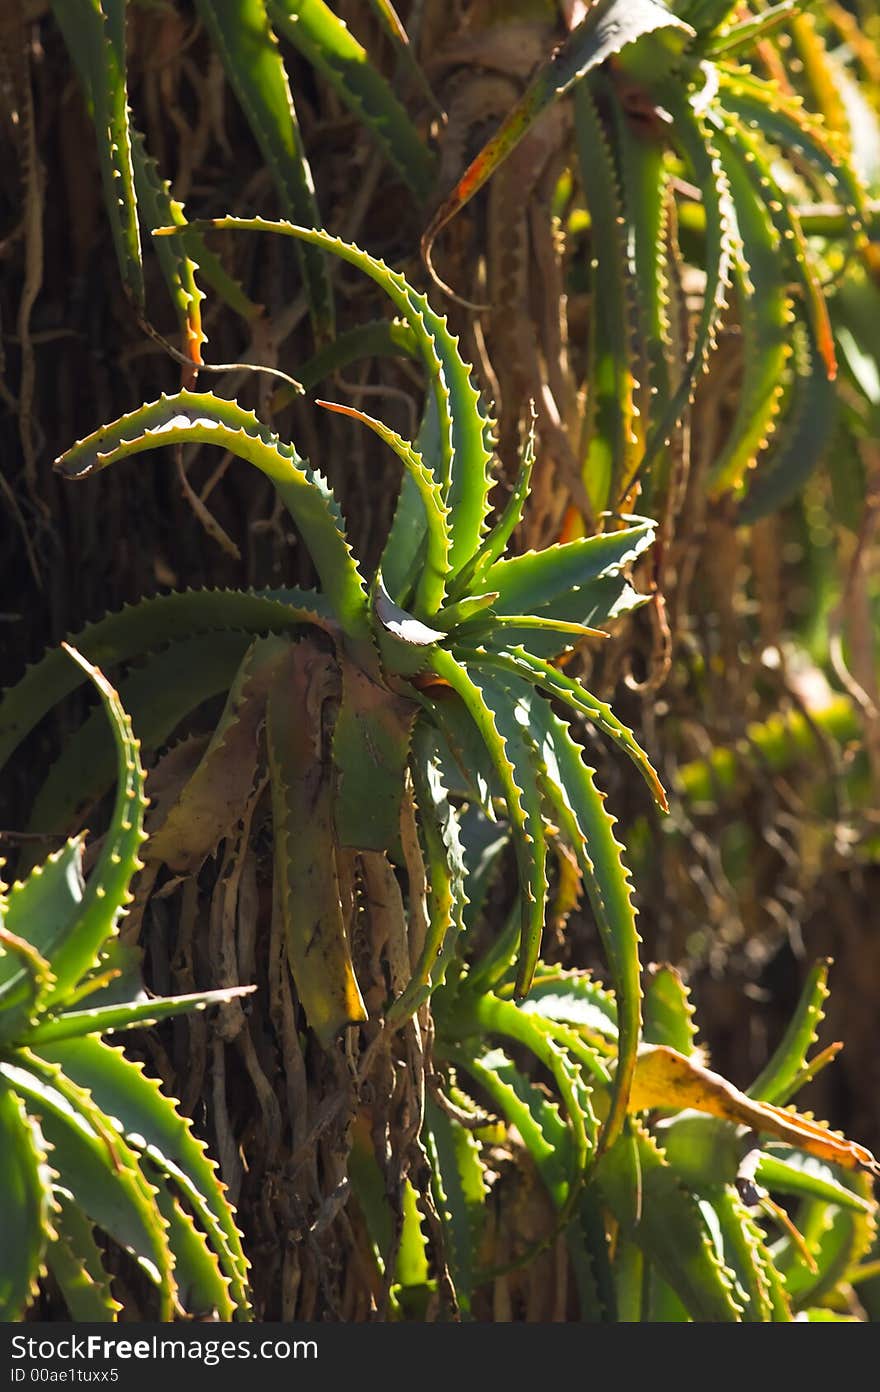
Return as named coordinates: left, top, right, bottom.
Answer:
left=467, top=646, right=667, bottom=811
left=5, top=1056, right=175, bottom=1316
left=748, top=958, right=831, bottom=1105
left=386, top=745, right=467, bottom=1026
left=526, top=700, right=642, bottom=1151
left=47, top=1193, right=121, bottom=1321
left=708, top=124, right=793, bottom=495
left=39, top=1036, right=251, bottom=1316
left=0, top=587, right=332, bottom=778
left=575, top=77, right=639, bottom=512
left=317, top=399, right=451, bottom=616
left=0, top=1084, right=52, bottom=1319
left=55, top=391, right=369, bottom=639
left=643, top=963, right=698, bottom=1055
left=428, top=653, right=547, bottom=997
left=518, top=966, right=618, bottom=1047
left=737, top=320, right=836, bottom=520
left=152, top=1183, right=236, bottom=1320
left=24, top=986, right=255, bottom=1048
left=266, top=0, right=436, bottom=200
left=641, top=83, right=738, bottom=491
left=475, top=520, right=655, bottom=658
left=424, top=1097, right=487, bottom=1317
left=164, top=219, right=494, bottom=575
left=193, top=0, right=333, bottom=338
left=50, top=0, right=143, bottom=306
left=451, top=1046, right=574, bottom=1214
left=596, top=1120, right=743, bottom=1321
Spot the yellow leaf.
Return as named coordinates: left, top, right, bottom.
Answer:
left=630, top=1046, right=880, bottom=1178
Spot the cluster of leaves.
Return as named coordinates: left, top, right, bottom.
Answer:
left=54, top=2, right=873, bottom=516
left=421, top=0, right=875, bottom=521
left=3, top=221, right=877, bottom=1320
left=424, top=954, right=878, bottom=1321
left=0, top=648, right=250, bottom=1321
left=47, top=0, right=437, bottom=357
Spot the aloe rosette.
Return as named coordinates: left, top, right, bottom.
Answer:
left=0, top=222, right=665, bottom=1152
left=3, top=221, right=877, bottom=1324
left=428, top=951, right=878, bottom=1321
left=0, top=646, right=251, bottom=1320
left=422, top=0, right=870, bottom=518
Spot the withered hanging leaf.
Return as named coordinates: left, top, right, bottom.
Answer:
left=146, top=635, right=291, bottom=873
left=266, top=641, right=367, bottom=1048
left=630, top=1045, right=880, bottom=1178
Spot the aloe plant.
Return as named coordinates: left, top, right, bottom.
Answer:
left=47, top=0, right=436, bottom=352
left=4, top=227, right=877, bottom=1321
left=422, top=0, right=870, bottom=519
left=0, top=646, right=251, bottom=1321
left=1, top=225, right=662, bottom=1154
left=425, top=953, right=878, bottom=1320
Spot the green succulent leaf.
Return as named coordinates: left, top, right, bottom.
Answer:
left=428, top=689, right=501, bottom=819
left=707, top=124, right=793, bottom=495
left=46, top=1193, right=121, bottom=1321
left=576, top=77, right=639, bottom=512
left=641, top=83, right=738, bottom=490
left=596, top=1119, right=744, bottom=1321
left=424, top=1097, right=487, bottom=1317
left=266, top=0, right=436, bottom=200
left=526, top=699, right=642, bottom=1150
left=466, top=646, right=667, bottom=811
left=451, top=1046, right=575, bottom=1214
left=152, top=1183, right=237, bottom=1321
left=4, top=1056, right=176, bottom=1317
left=475, top=520, right=655, bottom=659
left=453, top=989, right=596, bottom=1179
left=720, top=70, right=868, bottom=239
left=38, top=1035, right=251, bottom=1316
left=449, top=419, right=535, bottom=600
left=317, top=400, right=451, bottom=617
left=611, top=94, right=673, bottom=424
left=711, top=1185, right=790, bottom=1321
left=387, top=743, right=467, bottom=1026
left=748, top=959, right=831, bottom=1105
left=168, top=218, right=494, bottom=577
left=0, top=1084, right=53, bottom=1320
left=756, top=1152, right=875, bottom=1216
left=0, top=587, right=333, bottom=779
left=23, top=986, right=255, bottom=1048
left=129, top=130, right=206, bottom=362
left=517, top=967, right=618, bottom=1047
left=738, top=321, right=837, bottom=521
left=54, top=391, right=370, bottom=640
left=0, top=924, right=55, bottom=1042
left=4, top=649, right=146, bottom=1003
left=49, top=0, right=143, bottom=308
left=429, top=655, right=547, bottom=997
left=776, top=1177, right=876, bottom=1308
left=193, top=0, right=333, bottom=339
left=702, top=0, right=818, bottom=56
left=643, top=964, right=698, bottom=1055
